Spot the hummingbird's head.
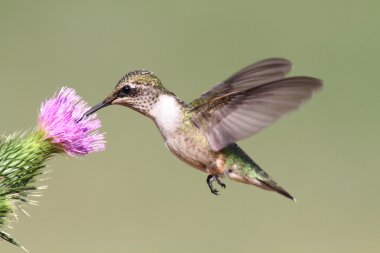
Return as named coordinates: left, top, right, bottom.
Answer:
left=83, top=70, right=170, bottom=118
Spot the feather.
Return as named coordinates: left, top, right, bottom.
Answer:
left=190, top=58, right=292, bottom=108
left=190, top=60, right=322, bottom=151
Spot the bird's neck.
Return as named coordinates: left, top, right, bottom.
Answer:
left=148, top=94, right=185, bottom=138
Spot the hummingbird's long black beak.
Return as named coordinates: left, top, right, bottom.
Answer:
left=78, top=101, right=111, bottom=122
left=85, top=101, right=111, bottom=116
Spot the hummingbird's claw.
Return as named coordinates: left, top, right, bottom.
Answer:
left=215, top=176, right=226, bottom=188
left=206, top=174, right=225, bottom=196
left=211, top=189, right=219, bottom=195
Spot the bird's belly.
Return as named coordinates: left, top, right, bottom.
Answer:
left=165, top=135, right=215, bottom=173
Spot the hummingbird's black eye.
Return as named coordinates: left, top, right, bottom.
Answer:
left=120, top=85, right=131, bottom=96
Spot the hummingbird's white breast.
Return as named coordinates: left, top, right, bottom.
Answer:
left=149, top=94, right=217, bottom=172
left=149, top=94, right=182, bottom=138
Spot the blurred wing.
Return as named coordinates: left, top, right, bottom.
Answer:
left=192, top=77, right=323, bottom=151
left=190, top=58, right=292, bottom=107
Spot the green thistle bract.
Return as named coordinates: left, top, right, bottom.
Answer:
left=0, top=87, right=105, bottom=251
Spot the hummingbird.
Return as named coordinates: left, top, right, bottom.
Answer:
left=83, top=58, right=322, bottom=201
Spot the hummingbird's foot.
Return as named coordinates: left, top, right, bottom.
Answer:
left=207, top=174, right=219, bottom=195
left=206, top=175, right=225, bottom=195
left=215, top=176, right=226, bottom=189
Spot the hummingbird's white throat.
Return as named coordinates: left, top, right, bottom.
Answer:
left=149, top=94, right=182, bottom=137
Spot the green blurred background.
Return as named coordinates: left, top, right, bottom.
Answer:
left=1, top=0, right=379, bottom=252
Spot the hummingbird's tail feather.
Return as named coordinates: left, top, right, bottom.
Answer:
left=245, top=163, right=296, bottom=201
left=226, top=164, right=296, bottom=201
left=221, top=144, right=296, bottom=201
left=258, top=179, right=296, bottom=201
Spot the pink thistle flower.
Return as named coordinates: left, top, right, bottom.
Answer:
left=38, top=87, right=105, bottom=156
